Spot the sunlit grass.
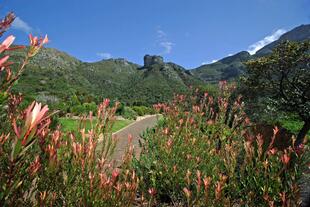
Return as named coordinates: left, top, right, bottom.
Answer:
left=59, top=118, right=133, bottom=133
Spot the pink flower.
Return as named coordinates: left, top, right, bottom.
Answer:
left=268, top=148, right=278, bottom=155
left=22, top=102, right=49, bottom=144
left=28, top=34, right=48, bottom=57
left=148, top=188, right=157, bottom=197
left=196, top=170, right=202, bottom=192
left=281, top=151, right=290, bottom=165
left=111, top=169, right=120, bottom=183
left=163, top=127, right=169, bottom=135
left=273, top=126, right=279, bottom=136
left=0, top=55, right=9, bottom=67
left=183, top=187, right=191, bottom=198
left=103, top=98, right=110, bottom=108
left=0, top=35, right=15, bottom=53
left=29, top=155, right=41, bottom=176
left=166, top=138, right=173, bottom=149
left=26, top=102, right=49, bottom=129
left=203, top=176, right=212, bottom=189
left=215, top=181, right=222, bottom=200
left=29, top=34, right=48, bottom=47
left=295, top=144, right=305, bottom=156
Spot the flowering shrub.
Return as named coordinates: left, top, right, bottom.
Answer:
left=133, top=81, right=309, bottom=206
left=0, top=11, right=308, bottom=207
left=0, top=13, right=139, bottom=206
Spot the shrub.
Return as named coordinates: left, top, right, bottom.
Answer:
left=122, top=106, right=138, bottom=120
left=132, top=105, right=155, bottom=116
left=0, top=18, right=138, bottom=206
left=133, top=81, right=309, bottom=206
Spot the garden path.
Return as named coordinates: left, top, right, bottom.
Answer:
left=111, top=115, right=159, bottom=164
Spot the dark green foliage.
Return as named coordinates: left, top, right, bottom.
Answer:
left=122, top=106, right=138, bottom=120
left=192, top=51, right=251, bottom=83
left=242, top=40, right=310, bottom=145
left=131, top=106, right=155, bottom=116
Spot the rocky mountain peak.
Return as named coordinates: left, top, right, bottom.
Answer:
left=143, top=55, right=164, bottom=67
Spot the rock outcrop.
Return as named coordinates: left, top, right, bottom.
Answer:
left=143, top=55, right=164, bottom=67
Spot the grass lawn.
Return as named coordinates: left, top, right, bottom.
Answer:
left=59, top=118, right=133, bottom=133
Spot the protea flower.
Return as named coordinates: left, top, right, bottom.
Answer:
left=0, top=35, right=15, bottom=53
left=148, top=188, right=156, bottom=197
left=22, top=102, right=49, bottom=145
left=28, top=34, right=49, bottom=57
left=0, top=55, right=9, bottom=68
left=25, top=102, right=49, bottom=130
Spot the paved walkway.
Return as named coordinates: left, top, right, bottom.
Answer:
left=111, top=115, right=159, bottom=163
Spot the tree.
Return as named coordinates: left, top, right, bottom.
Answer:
left=243, top=40, right=310, bottom=146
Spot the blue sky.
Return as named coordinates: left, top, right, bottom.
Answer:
left=1, top=0, right=309, bottom=68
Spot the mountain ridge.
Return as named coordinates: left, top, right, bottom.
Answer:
left=192, top=24, right=310, bottom=82
left=8, top=24, right=310, bottom=106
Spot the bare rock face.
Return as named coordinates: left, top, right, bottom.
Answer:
left=144, top=55, right=164, bottom=67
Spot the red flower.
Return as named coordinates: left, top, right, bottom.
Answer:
left=103, top=98, right=110, bottom=108
left=0, top=12, right=15, bottom=36
left=111, top=169, right=120, bottom=183
left=268, top=147, right=278, bottom=155
left=148, top=188, right=157, bottom=197
left=215, top=181, right=222, bottom=200
left=295, top=144, right=304, bottom=156
left=183, top=187, right=191, bottom=198
left=29, top=155, right=41, bottom=176
left=28, top=34, right=49, bottom=57
left=281, top=152, right=290, bottom=165
left=29, top=34, right=48, bottom=47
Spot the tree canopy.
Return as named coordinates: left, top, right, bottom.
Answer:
left=243, top=40, right=310, bottom=145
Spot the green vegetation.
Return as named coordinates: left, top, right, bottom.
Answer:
left=133, top=83, right=309, bottom=206
left=0, top=11, right=309, bottom=207
left=242, top=40, right=310, bottom=145
left=192, top=51, right=251, bottom=83
left=193, top=24, right=310, bottom=83
left=9, top=49, right=204, bottom=107
left=59, top=118, right=133, bottom=132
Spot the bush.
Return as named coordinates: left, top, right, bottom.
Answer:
left=132, top=105, right=155, bottom=116
left=0, top=20, right=138, bottom=206
left=132, top=81, right=309, bottom=206
left=70, top=102, right=97, bottom=115
left=122, top=106, right=138, bottom=120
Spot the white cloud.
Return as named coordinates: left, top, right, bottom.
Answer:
left=12, top=17, right=33, bottom=33
left=247, top=29, right=286, bottom=55
left=96, top=52, right=112, bottom=59
left=201, top=59, right=218, bottom=65
left=157, top=29, right=166, bottom=39
left=156, top=28, right=174, bottom=54
left=160, top=41, right=174, bottom=54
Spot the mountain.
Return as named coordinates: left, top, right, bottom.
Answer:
left=192, top=24, right=310, bottom=82
left=9, top=49, right=202, bottom=106
left=7, top=24, right=309, bottom=106
left=191, top=51, right=251, bottom=83
left=256, top=24, right=310, bottom=55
